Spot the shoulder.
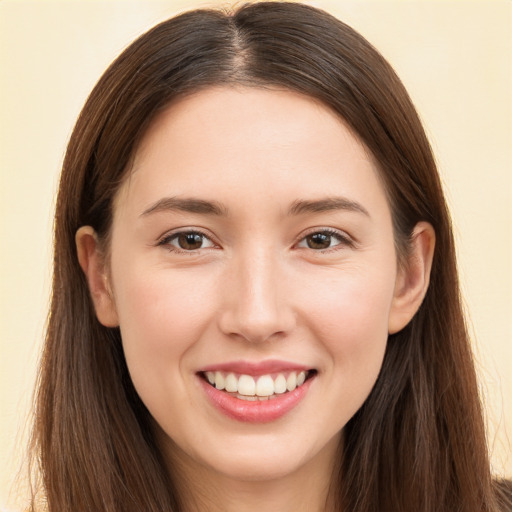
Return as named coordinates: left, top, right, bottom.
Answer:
left=495, top=478, right=512, bottom=512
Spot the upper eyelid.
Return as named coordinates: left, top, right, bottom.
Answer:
left=157, top=227, right=216, bottom=245
left=157, top=230, right=219, bottom=255
left=294, top=227, right=355, bottom=245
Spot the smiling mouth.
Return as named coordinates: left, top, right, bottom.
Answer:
left=201, top=370, right=316, bottom=401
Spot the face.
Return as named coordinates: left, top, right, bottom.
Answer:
left=88, top=87, right=416, bottom=484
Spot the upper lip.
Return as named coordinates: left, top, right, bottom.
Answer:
left=198, top=359, right=312, bottom=376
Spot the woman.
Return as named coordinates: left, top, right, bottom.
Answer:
left=29, top=2, right=511, bottom=511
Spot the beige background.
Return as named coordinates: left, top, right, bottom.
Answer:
left=1, top=0, right=510, bottom=509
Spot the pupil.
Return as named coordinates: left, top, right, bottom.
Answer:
left=308, top=233, right=330, bottom=249
left=179, top=233, right=203, bottom=250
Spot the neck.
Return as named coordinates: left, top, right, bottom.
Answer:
left=161, top=434, right=341, bottom=512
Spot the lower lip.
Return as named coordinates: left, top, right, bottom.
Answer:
left=199, top=376, right=313, bottom=423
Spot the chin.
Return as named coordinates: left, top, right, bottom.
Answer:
left=214, top=450, right=307, bottom=482
left=185, top=428, right=341, bottom=485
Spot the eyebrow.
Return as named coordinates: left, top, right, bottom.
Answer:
left=140, top=195, right=369, bottom=218
left=287, top=197, right=370, bottom=217
left=141, top=197, right=228, bottom=217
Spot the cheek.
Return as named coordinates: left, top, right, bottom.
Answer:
left=301, top=266, right=394, bottom=396
left=114, top=255, right=216, bottom=334
left=303, top=267, right=395, bottom=343
left=111, top=262, right=218, bottom=395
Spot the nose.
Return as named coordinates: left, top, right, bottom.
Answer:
left=217, top=249, right=296, bottom=343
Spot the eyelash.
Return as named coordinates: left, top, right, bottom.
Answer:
left=296, top=228, right=354, bottom=252
left=157, top=228, right=354, bottom=254
left=157, top=230, right=217, bottom=254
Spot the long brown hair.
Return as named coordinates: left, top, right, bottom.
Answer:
left=30, top=2, right=511, bottom=511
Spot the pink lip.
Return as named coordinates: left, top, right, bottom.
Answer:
left=199, top=359, right=310, bottom=376
left=198, top=373, right=314, bottom=423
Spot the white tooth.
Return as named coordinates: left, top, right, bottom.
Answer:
left=256, top=375, right=275, bottom=396
left=238, top=394, right=258, bottom=401
left=206, top=372, right=215, bottom=385
left=214, top=371, right=225, bottom=390
left=274, top=374, right=287, bottom=394
left=297, top=371, right=306, bottom=386
left=238, top=374, right=256, bottom=396
left=286, top=372, right=297, bottom=391
left=225, top=373, right=238, bottom=392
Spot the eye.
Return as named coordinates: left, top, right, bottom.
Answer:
left=296, top=229, right=351, bottom=250
left=160, top=231, right=216, bottom=252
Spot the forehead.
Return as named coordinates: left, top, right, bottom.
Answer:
left=115, top=86, right=388, bottom=219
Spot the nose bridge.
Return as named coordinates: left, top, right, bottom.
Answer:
left=219, top=245, right=294, bottom=343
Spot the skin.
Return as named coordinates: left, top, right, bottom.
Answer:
left=77, top=87, right=435, bottom=512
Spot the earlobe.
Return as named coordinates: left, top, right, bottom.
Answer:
left=75, top=226, right=119, bottom=327
left=388, top=222, right=435, bottom=334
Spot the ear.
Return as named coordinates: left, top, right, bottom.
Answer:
left=75, top=226, right=119, bottom=327
left=388, top=222, right=435, bottom=334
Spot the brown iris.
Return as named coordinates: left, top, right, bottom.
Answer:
left=305, top=232, right=332, bottom=249
left=176, top=232, right=204, bottom=250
